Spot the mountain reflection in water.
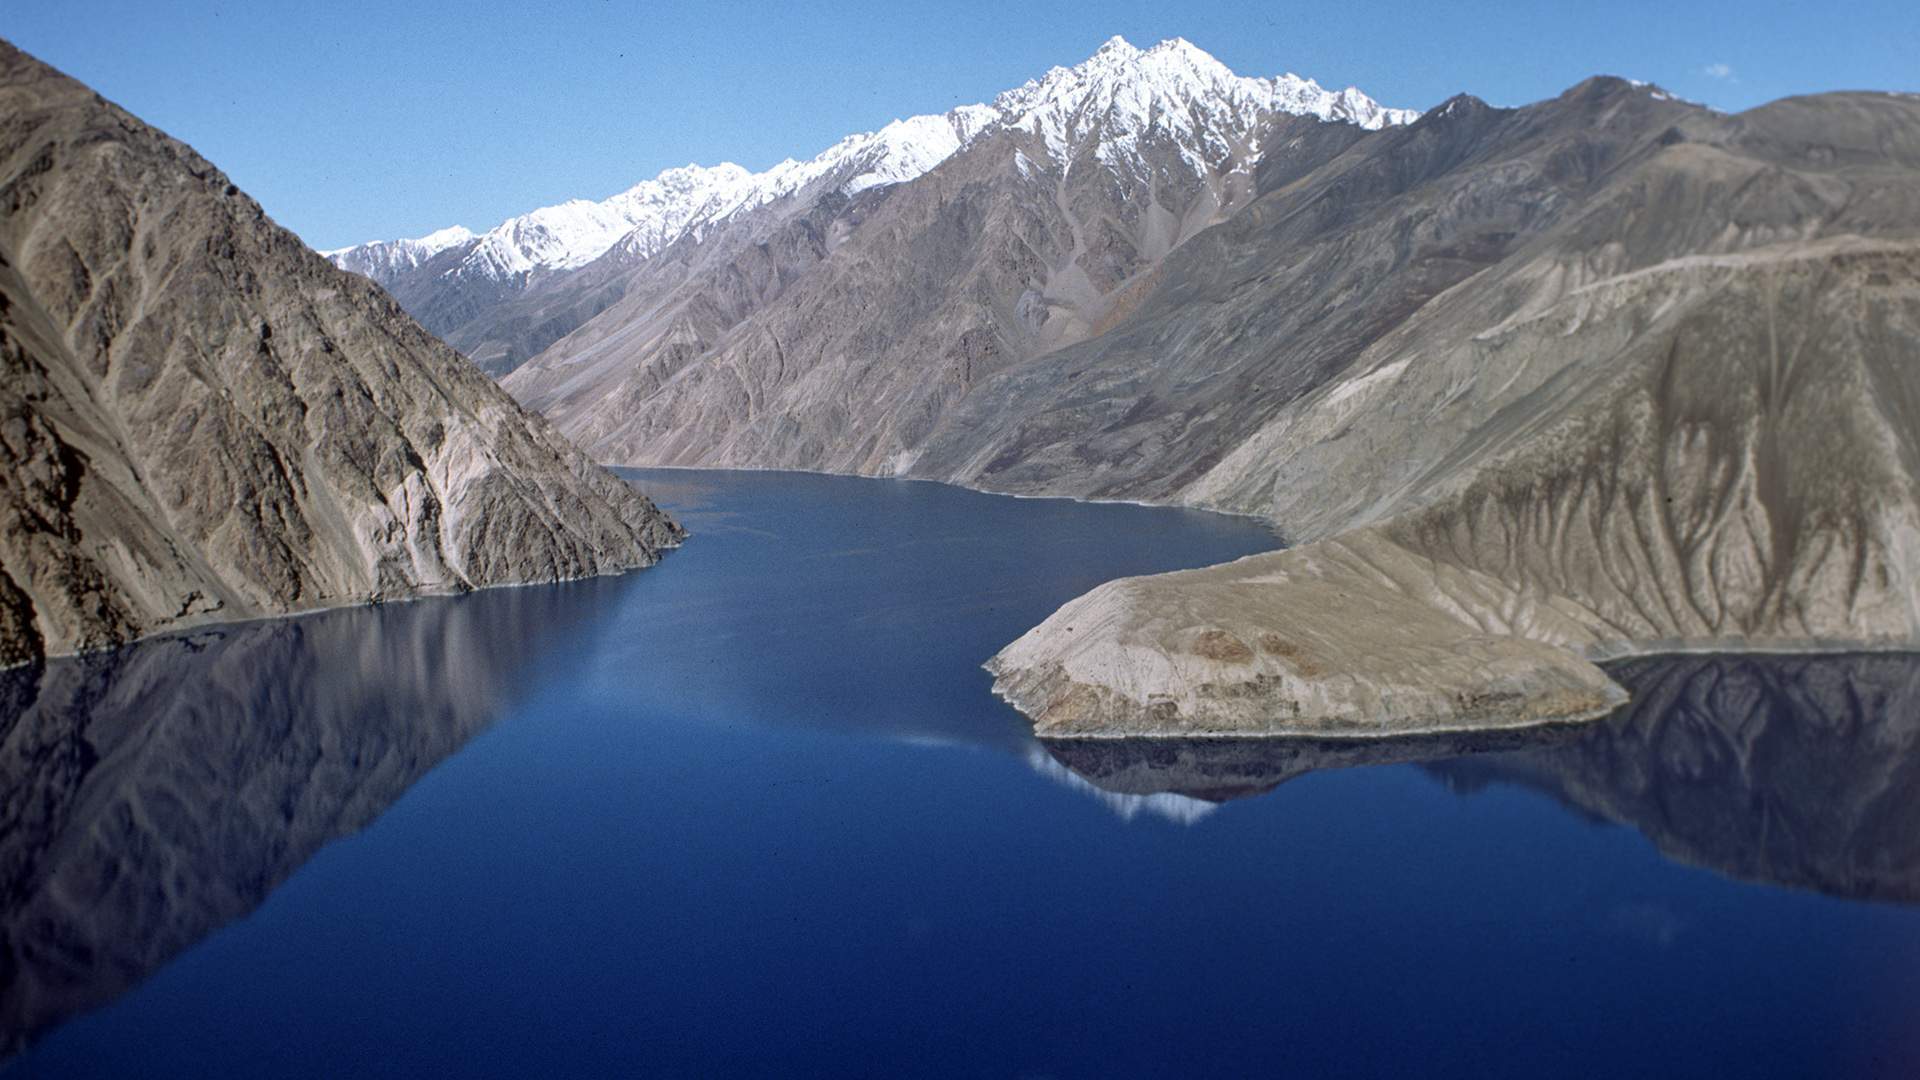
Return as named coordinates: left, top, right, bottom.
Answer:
left=1430, top=651, right=1920, bottom=903
left=1039, top=651, right=1920, bottom=903
left=0, top=575, right=640, bottom=1057
left=9, top=580, right=1918, bottom=1063
left=1037, top=725, right=1587, bottom=808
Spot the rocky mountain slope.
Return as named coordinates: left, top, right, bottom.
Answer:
left=327, top=161, right=781, bottom=375
left=0, top=41, right=681, bottom=668
left=327, top=37, right=1413, bottom=378
left=323, top=223, right=474, bottom=286
left=988, top=84, right=1920, bottom=735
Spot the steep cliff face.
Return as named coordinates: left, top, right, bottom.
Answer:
left=986, top=86, right=1920, bottom=736
left=0, top=41, right=682, bottom=665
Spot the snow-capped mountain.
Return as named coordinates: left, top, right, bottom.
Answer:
left=995, top=36, right=1416, bottom=171
left=458, top=162, right=760, bottom=279
left=321, top=224, right=472, bottom=282
left=324, top=164, right=759, bottom=288
left=500, top=37, right=1437, bottom=473
left=327, top=37, right=1415, bottom=288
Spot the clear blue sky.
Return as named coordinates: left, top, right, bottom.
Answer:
left=7, top=0, right=1915, bottom=250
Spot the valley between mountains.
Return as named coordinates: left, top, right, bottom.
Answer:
left=335, top=37, right=1920, bottom=737
left=8, top=33, right=1920, bottom=737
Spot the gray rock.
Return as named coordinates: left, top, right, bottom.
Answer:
left=370, top=232, right=651, bottom=378
left=0, top=41, right=682, bottom=666
left=986, top=532, right=1631, bottom=737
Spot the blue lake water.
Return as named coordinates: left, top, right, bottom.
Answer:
left=6, top=468, right=1920, bottom=1078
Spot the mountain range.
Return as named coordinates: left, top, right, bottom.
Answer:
left=343, top=36, right=1920, bottom=738
left=326, top=37, right=1416, bottom=378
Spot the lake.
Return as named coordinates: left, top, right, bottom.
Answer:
left=5, top=469, right=1920, bottom=1078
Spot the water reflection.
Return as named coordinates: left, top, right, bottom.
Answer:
left=1035, top=651, right=1920, bottom=901
left=1430, top=652, right=1920, bottom=903
left=1032, top=727, right=1585, bottom=820
left=0, top=576, right=639, bottom=1058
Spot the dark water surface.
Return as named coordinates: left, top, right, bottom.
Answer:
left=7, top=469, right=1920, bottom=1078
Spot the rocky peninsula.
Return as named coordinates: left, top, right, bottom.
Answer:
left=990, top=234, right=1920, bottom=735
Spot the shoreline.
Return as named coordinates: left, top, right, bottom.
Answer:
left=996, top=638, right=1920, bottom=742
left=1002, top=698, right=1628, bottom=742
left=987, top=637, right=1920, bottom=742
left=610, top=461, right=1288, bottom=530
left=9, top=457, right=1264, bottom=676
left=23, top=465, right=1916, bottom=735
left=626, top=464, right=1920, bottom=742
left=2, top=546, right=678, bottom=674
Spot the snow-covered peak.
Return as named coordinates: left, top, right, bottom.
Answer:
left=412, top=225, right=476, bottom=251
left=992, top=35, right=1416, bottom=169
left=322, top=224, right=475, bottom=282
left=460, top=161, right=772, bottom=278
left=320, top=224, right=472, bottom=261
left=789, top=36, right=1415, bottom=198
left=328, top=37, right=1416, bottom=285
left=831, top=111, right=993, bottom=195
